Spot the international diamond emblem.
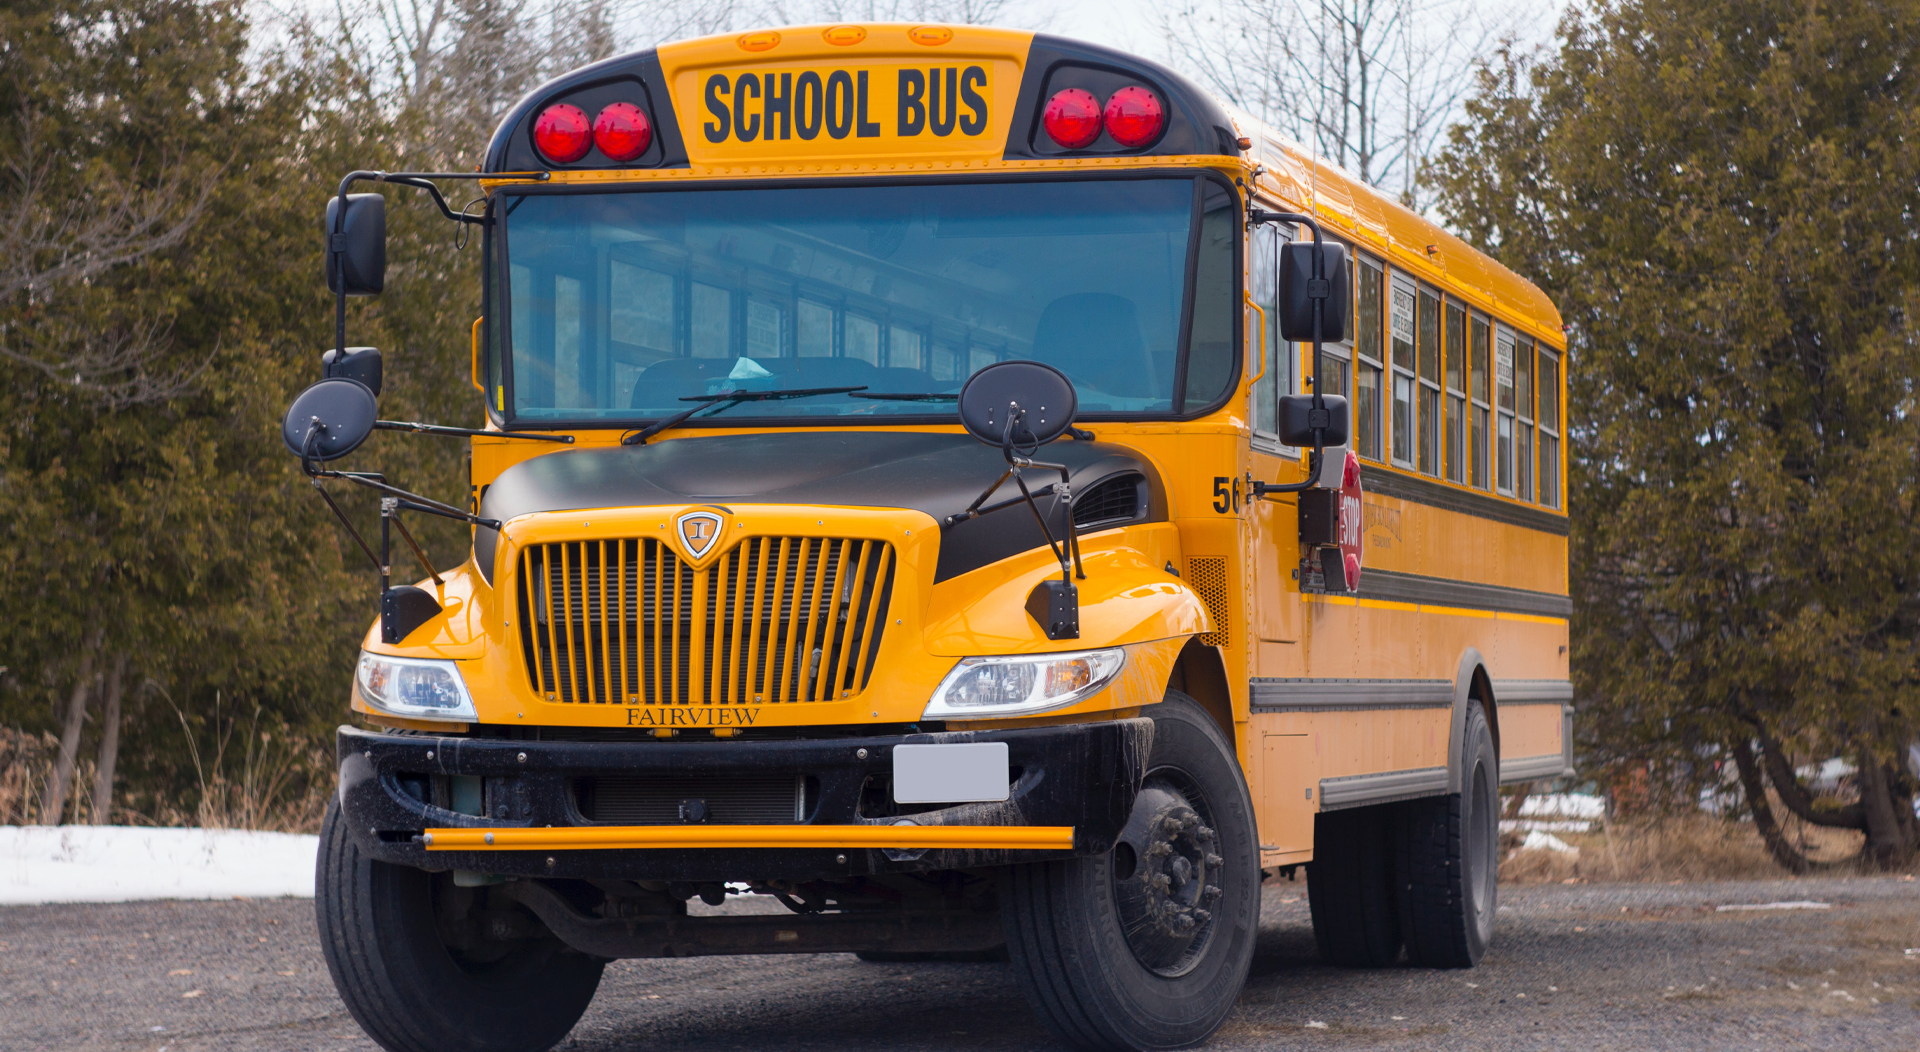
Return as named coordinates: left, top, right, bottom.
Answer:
left=675, top=510, right=725, bottom=563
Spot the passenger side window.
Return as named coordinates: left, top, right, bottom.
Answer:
left=1537, top=348, right=1561, bottom=508
left=1354, top=257, right=1385, bottom=461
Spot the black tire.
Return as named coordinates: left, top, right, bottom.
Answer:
left=315, top=799, right=604, bottom=1052
left=1001, top=692, right=1259, bottom=1051
left=1307, top=803, right=1401, bottom=967
left=1395, top=699, right=1499, bottom=968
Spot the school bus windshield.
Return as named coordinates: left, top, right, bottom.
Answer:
left=498, top=175, right=1237, bottom=425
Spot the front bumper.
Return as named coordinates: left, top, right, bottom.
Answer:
left=337, top=718, right=1153, bottom=882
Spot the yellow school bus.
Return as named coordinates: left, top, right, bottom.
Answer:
left=298, top=22, right=1571, bottom=1052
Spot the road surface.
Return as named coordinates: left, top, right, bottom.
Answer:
left=2, top=876, right=1915, bottom=1051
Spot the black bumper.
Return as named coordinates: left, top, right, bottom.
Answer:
left=336, top=719, right=1153, bottom=883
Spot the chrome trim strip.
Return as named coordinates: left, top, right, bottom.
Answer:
left=1500, top=752, right=1573, bottom=783
left=1250, top=677, right=1453, bottom=713
left=1492, top=679, right=1575, bottom=703
left=1318, top=766, right=1449, bottom=810
left=1359, top=569, right=1573, bottom=619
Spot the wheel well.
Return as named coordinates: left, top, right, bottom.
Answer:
left=1166, top=637, right=1234, bottom=743
left=1469, top=665, right=1500, bottom=759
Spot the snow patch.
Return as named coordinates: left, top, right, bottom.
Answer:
left=1517, top=793, right=1605, bottom=819
left=1516, top=830, right=1578, bottom=855
left=0, top=826, right=317, bottom=905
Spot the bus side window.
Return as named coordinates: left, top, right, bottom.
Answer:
left=1494, top=325, right=1516, bottom=495
left=1469, top=313, right=1492, bottom=489
left=1537, top=348, right=1561, bottom=508
left=1354, top=257, right=1385, bottom=461
left=1516, top=336, right=1535, bottom=501
left=1388, top=276, right=1416, bottom=468
left=1417, top=288, right=1441, bottom=475
left=1249, top=220, right=1280, bottom=439
left=1443, top=300, right=1467, bottom=483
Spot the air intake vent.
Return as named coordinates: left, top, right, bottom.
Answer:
left=516, top=536, right=894, bottom=705
left=1073, top=472, right=1147, bottom=529
left=1187, top=557, right=1230, bottom=647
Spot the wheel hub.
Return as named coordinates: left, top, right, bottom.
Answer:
left=1110, top=782, right=1223, bottom=974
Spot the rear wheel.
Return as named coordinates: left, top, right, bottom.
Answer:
left=1001, top=692, right=1258, bottom=1051
left=1307, top=803, right=1401, bottom=967
left=315, top=799, right=604, bottom=1052
left=1395, top=699, right=1499, bottom=968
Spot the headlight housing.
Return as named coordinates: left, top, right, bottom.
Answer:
left=923, top=648, right=1126, bottom=719
left=356, top=652, right=478, bottom=721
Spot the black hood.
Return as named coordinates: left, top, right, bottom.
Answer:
left=474, top=431, right=1164, bottom=584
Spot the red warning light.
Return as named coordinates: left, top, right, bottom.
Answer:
left=1103, top=86, right=1164, bottom=148
left=533, top=104, right=592, bottom=164
left=593, top=103, right=651, bottom=162
left=1042, top=88, right=1102, bottom=149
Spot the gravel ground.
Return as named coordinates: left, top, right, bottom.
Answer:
left=1, top=876, right=1915, bottom=1052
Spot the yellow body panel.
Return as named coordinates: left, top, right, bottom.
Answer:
left=372, top=24, right=1571, bottom=860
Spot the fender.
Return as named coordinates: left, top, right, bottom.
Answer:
left=1445, top=647, right=1498, bottom=794
left=921, top=523, right=1205, bottom=655
left=359, top=560, right=489, bottom=659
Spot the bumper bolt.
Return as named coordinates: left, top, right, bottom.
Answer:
left=484, top=832, right=494, bottom=845
left=517, top=752, right=527, bottom=763
left=856, top=748, right=868, bottom=760
left=835, top=854, right=848, bottom=865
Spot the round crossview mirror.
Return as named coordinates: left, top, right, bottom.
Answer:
left=957, top=361, right=1078, bottom=449
left=281, top=378, right=378, bottom=461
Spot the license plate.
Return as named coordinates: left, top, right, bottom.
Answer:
left=891, top=743, right=1009, bottom=804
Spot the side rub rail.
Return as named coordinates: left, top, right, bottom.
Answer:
left=1251, top=675, right=1576, bottom=808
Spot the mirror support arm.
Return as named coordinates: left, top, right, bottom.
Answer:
left=328, top=169, right=550, bottom=359
left=1247, top=208, right=1337, bottom=498
left=374, top=419, right=573, bottom=444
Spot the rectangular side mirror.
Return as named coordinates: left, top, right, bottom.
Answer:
left=1278, top=393, right=1349, bottom=447
left=1277, top=241, right=1348, bottom=343
left=324, top=193, right=386, bottom=296
left=322, top=346, right=383, bottom=396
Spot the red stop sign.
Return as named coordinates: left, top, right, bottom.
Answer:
left=1336, top=451, right=1363, bottom=590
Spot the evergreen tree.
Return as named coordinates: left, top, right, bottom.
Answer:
left=1430, top=0, right=1920, bottom=868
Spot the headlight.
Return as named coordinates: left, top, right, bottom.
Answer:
left=923, top=648, right=1126, bottom=719
left=356, top=652, right=478, bottom=721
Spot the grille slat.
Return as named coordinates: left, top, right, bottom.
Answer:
left=517, top=536, right=894, bottom=705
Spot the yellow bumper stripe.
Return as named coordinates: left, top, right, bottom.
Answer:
left=422, top=824, right=1075, bottom=852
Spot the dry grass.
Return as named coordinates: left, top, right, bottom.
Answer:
left=0, top=726, right=56, bottom=824
left=0, top=718, right=330, bottom=834
left=1500, top=810, right=1871, bottom=884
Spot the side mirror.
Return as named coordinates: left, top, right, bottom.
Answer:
left=1277, top=240, right=1348, bottom=343
left=957, top=361, right=1078, bottom=447
left=321, top=346, right=383, bottom=396
left=324, top=193, right=386, bottom=296
left=282, top=378, right=378, bottom=461
left=1278, top=393, right=1349, bottom=447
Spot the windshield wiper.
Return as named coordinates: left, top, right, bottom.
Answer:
left=621, top=386, right=869, bottom=445
left=850, top=392, right=959, bottom=402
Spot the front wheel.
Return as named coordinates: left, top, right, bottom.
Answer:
left=314, top=799, right=604, bottom=1052
left=1001, top=692, right=1259, bottom=1051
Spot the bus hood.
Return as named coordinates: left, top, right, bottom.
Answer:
left=473, top=431, right=1164, bottom=585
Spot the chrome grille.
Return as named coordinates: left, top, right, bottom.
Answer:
left=515, top=537, right=895, bottom=705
